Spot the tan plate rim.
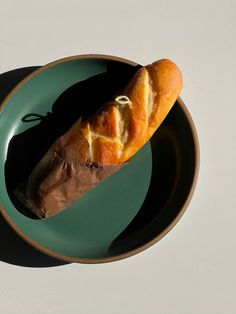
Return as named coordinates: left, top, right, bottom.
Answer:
left=0, top=54, right=200, bottom=264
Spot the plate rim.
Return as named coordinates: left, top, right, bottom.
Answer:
left=0, top=54, right=200, bottom=264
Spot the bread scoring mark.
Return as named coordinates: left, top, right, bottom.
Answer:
left=86, top=123, right=93, bottom=160
left=121, top=109, right=130, bottom=145
left=144, top=69, right=150, bottom=130
left=90, top=129, right=122, bottom=145
left=146, top=65, right=158, bottom=127
left=115, top=106, right=122, bottom=158
left=114, top=95, right=132, bottom=158
left=146, top=66, right=155, bottom=121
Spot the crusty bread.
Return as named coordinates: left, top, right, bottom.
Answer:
left=60, top=59, right=183, bottom=164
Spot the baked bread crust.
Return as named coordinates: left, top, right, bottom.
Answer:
left=59, top=59, right=183, bottom=164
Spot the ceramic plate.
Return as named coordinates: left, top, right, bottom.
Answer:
left=0, top=55, right=199, bottom=263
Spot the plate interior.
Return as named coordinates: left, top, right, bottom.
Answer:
left=0, top=58, right=197, bottom=260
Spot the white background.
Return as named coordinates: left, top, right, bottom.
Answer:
left=0, top=0, right=236, bottom=313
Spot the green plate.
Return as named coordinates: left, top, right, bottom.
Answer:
left=0, top=55, right=199, bottom=263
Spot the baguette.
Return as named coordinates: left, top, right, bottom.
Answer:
left=60, top=59, right=183, bottom=165
left=16, top=58, right=183, bottom=217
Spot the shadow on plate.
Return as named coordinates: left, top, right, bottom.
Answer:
left=4, top=62, right=138, bottom=219
left=0, top=67, right=68, bottom=267
left=109, top=103, right=196, bottom=256
left=1, top=63, right=139, bottom=266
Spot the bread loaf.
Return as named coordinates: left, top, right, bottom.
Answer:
left=16, top=58, right=183, bottom=218
left=60, top=59, right=183, bottom=165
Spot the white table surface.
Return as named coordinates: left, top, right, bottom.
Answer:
left=0, top=0, right=235, bottom=313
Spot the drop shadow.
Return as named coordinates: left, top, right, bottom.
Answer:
left=1, top=62, right=139, bottom=267
left=108, top=113, right=178, bottom=255
left=0, top=66, right=69, bottom=267
left=109, top=103, right=197, bottom=256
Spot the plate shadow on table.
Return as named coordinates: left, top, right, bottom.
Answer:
left=0, top=66, right=68, bottom=267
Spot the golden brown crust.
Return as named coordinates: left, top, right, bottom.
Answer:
left=65, top=59, right=183, bottom=164
left=92, top=137, right=121, bottom=164
left=90, top=105, right=119, bottom=138
left=120, top=59, right=182, bottom=162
